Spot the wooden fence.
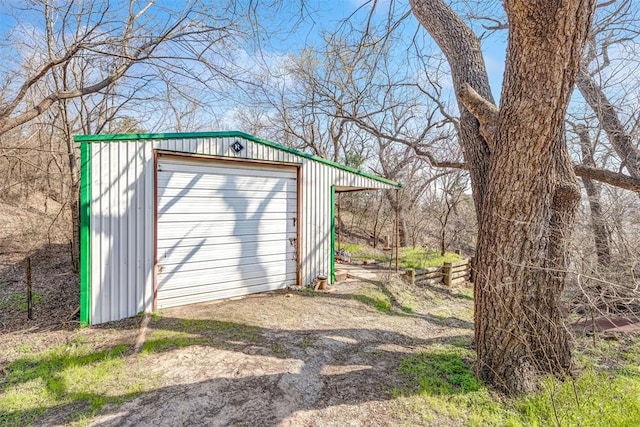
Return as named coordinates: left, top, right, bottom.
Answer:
left=405, top=258, right=474, bottom=287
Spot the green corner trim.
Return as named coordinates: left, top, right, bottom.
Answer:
left=330, top=186, right=336, bottom=284
left=79, top=142, right=91, bottom=325
left=73, top=130, right=402, bottom=188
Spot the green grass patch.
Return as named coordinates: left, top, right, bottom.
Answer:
left=337, top=243, right=389, bottom=264
left=338, top=242, right=364, bottom=254
left=141, top=319, right=261, bottom=354
left=352, top=290, right=393, bottom=314
left=0, top=343, right=149, bottom=426
left=398, top=349, right=481, bottom=395
left=395, top=341, right=640, bottom=426
left=140, top=331, right=210, bottom=354
left=517, top=370, right=640, bottom=426
left=0, top=291, right=43, bottom=311
left=338, top=242, right=462, bottom=270
left=353, top=292, right=391, bottom=314
left=400, top=247, right=461, bottom=269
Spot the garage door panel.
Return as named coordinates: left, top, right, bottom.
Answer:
left=159, top=160, right=296, bottom=175
left=158, top=175, right=296, bottom=194
left=157, top=219, right=295, bottom=239
left=160, top=252, right=294, bottom=275
left=158, top=209, right=296, bottom=228
left=156, top=157, right=298, bottom=308
left=159, top=273, right=297, bottom=299
left=158, top=165, right=297, bottom=181
left=160, top=263, right=296, bottom=289
left=157, top=278, right=296, bottom=309
left=158, top=189, right=296, bottom=205
left=160, top=242, right=296, bottom=266
left=157, top=232, right=296, bottom=250
left=158, top=196, right=297, bottom=216
left=158, top=159, right=297, bottom=175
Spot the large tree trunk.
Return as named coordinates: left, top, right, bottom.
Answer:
left=411, top=0, right=595, bottom=394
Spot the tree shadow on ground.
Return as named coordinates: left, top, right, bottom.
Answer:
left=1, top=314, right=476, bottom=426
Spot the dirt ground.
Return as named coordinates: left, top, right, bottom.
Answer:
left=1, top=262, right=475, bottom=426
left=92, top=272, right=473, bottom=427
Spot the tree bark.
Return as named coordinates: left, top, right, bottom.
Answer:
left=411, top=0, right=596, bottom=394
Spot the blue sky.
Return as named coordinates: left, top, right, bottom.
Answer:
left=260, top=0, right=507, bottom=102
left=0, top=0, right=508, bottom=130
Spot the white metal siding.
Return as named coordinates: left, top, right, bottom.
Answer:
left=87, top=134, right=397, bottom=324
left=89, top=142, right=155, bottom=324
left=155, top=157, right=297, bottom=307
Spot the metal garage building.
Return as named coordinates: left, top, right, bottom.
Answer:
left=76, top=131, right=401, bottom=325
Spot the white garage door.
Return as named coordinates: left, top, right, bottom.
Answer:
left=156, top=156, right=298, bottom=309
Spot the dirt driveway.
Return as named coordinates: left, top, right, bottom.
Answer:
left=34, top=266, right=475, bottom=426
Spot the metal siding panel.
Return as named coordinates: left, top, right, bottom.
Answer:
left=315, top=162, right=322, bottom=280
left=116, top=143, right=126, bottom=321
left=107, top=143, right=117, bottom=323
left=316, top=163, right=322, bottom=282
left=307, top=160, right=314, bottom=285
left=126, top=143, right=137, bottom=316
left=302, top=160, right=310, bottom=285
left=90, top=144, right=101, bottom=323
left=143, top=142, right=154, bottom=315
left=322, top=165, right=330, bottom=279
left=135, top=143, right=145, bottom=314
left=309, top=161, right=318, bottom=282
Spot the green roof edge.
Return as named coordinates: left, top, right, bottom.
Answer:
left=79, top=142, right=91, bottom=325
left=73, top=130, right=402, bottom=188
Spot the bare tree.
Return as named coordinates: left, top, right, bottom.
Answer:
left=0, top=0, right=264, bottom=266
left=410, top=0, right=597, bottom=394
left=574, top=124, right=612, bottom=267
left=0, top=1, right=247, bottom=136
left=423, top=171, right=469, bottom=256
left=575, top=0, right=640, bottom=182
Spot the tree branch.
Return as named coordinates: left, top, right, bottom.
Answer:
left=457, top=83, right=499, bottom=148
left=573, top=164, right=640, bottom=193
left=404, top=146, right=640, bottom=193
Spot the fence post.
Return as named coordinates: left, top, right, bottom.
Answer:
left=406, top=268, right=415, bottom=286
left=443, top=262, right=452, bottom=287
left=24, top=257, right=33, bottom=320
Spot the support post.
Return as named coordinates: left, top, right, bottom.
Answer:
left=443, top=262, right=453, bottom=287
left=337, top=192, right=341, bottom=253
left=395, top=190, right=399, bottom=272
left=24, top=257, right=32, bottom=320
left=406, top=268, right=416, bottom=285
left=330, top=186, right=336, bottom=284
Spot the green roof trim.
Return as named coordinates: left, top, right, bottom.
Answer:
left=73, top=130, right=402, bottom=188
